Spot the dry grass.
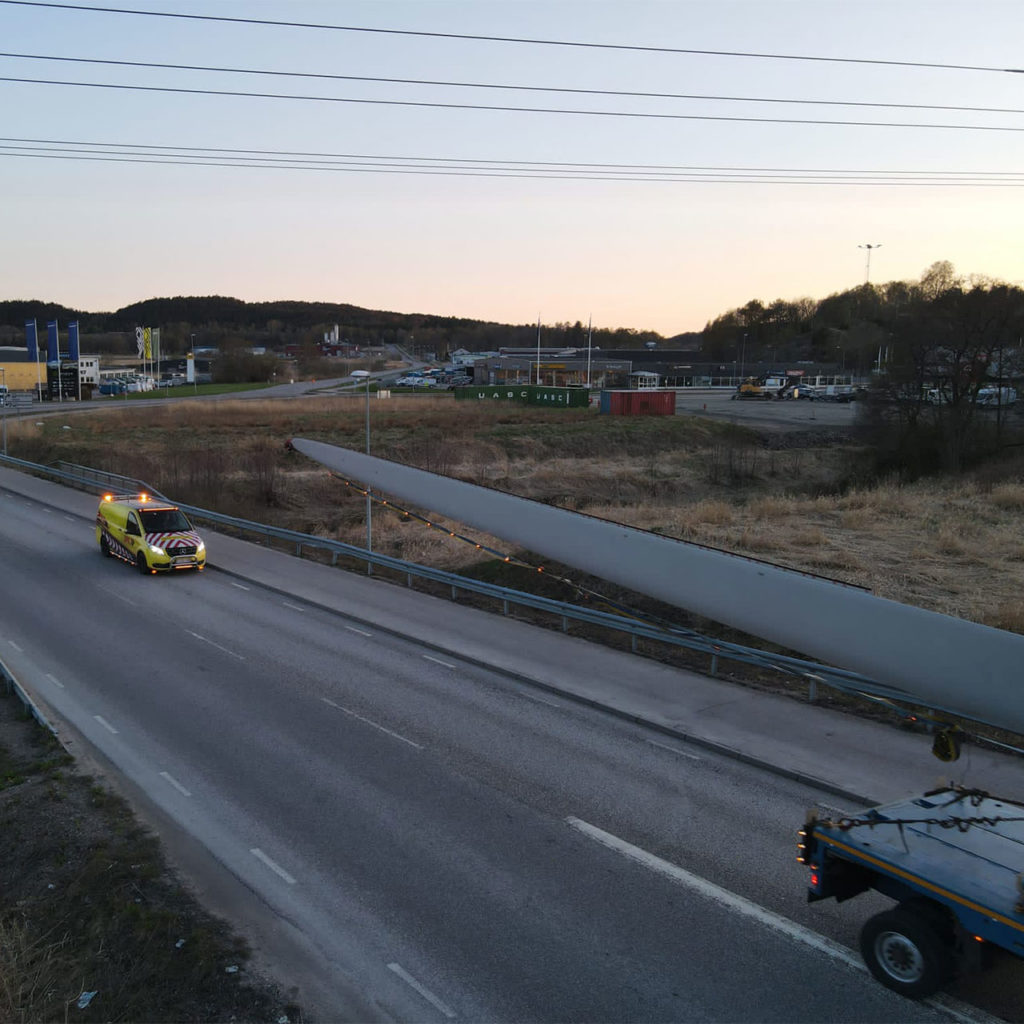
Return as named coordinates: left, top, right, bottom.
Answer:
left=11, top=395, right=1024, bottom=632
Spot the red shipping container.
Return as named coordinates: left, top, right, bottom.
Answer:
left=599, top=390, right=675, bottom=416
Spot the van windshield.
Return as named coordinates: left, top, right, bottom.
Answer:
left=139, top=508, right=193, bottom=533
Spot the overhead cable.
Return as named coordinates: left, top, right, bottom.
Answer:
left=2, top=76, right=1021, bottom=132
left=1, top=140, right=1020, bottom=185
left=2, top=0, right=1022, bottom=75
left=1, top=52, right=1021, bottom=115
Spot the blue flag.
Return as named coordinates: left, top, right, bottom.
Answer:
left=46, top=320, right=59, bottom=364
left=25, top=319, right=38, bottom=361
left=68, top=321, right=80, bottom=361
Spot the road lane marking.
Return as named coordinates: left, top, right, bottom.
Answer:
left=282, top=601, right=305, bottom=612
left=345, top=625, right=373, bottom=637
left=519, top=692, right=563, bottom=708
left=159, top=771, right=192, bottom=797
left=230, top=581, right=250, bottom=591
left=250, top=848, right=296, bottom=885
left=422, top=654, right=455, bottom=669
left=45, top=673, right=65, bottom=689
left=96, top=583, right=135, bottom=606
left=567, top=821, right=1008, bottom=1020
left=320, top=697, right=423, bottom=750
left=646, top=739, right=702, bottom=761
left=94, top=715, right=118, bottom=734
left=387, top=963, right=456, bottom=1019
left=568, top=817, right=858, bottom=964
left=63, top=515, right=75, bottom=522
left=7, top=640, right=22, bottom=652
left=187, top=630, right=245, bottom=660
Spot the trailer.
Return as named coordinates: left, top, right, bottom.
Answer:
left=798, top=784, right=1024, bottom=998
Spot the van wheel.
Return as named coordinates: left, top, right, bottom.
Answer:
left=135, top=552, right=150, bottom=575
left=100, top=536, right=111, bottom=558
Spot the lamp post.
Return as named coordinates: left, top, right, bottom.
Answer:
left=859, top=243, right=882, bottom=284
left=351, top=370, right=372, bottom=568
left=190, top=333, right=198, bottom=393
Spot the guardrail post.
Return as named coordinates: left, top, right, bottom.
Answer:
left=808, top=679, right=818, bottom=702
left=407, top=573, right=413, bottom=588
left=561, top=615, right=569, bottom=633
left=631, top=635, right=638, bottom=653
left=710, top=654, right=719, bottom=676
left=451, top=585, right=458, bottom=601
left=503, top=599, right=509, bottom=616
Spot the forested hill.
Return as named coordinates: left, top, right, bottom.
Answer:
left=0, top=296, right=679, bottom=351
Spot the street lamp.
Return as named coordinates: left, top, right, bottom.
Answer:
left=351, top=370, right=372, bottom=566
left=859, top=243, right=882, bottom=284
left=190, top=333, right=198, bottom=393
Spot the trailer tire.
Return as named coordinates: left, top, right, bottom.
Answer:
left=100, top=535, right=111, bottom=557
left=860, top=909, right=951, bottom=999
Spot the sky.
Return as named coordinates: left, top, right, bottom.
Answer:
left=1, top=0, right=1022, bottom=336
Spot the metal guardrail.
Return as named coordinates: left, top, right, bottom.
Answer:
left=0, top=454, right=903, bottom=709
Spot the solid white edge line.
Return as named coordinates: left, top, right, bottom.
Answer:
left=387, top=962, right=456, bottom=1019
left=319, top=697, right=422, bottom=749
left=422, top=654, right=456, bottom=669
left=250, top=848, right=297, bottom=885
left=45, top=673, right=65, bottom=689
left=159, top=771, right=192, bottom=797
left=345, top=625, right=373, bottom=636
left=94, top=715, right=118, bottom=735
left=646, top=739, right=701, bottom=761
left=566, top=818, right=1000, bottom=1024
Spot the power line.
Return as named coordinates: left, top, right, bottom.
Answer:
left=2, top=0, right=1022, bottom=75
left=1, top=139, right=1020, bottom=184
left=3, top=76, right=1022, bottom=132
left=1, top=52, right=1022, bottom=116
left=4, top=136, right=1020, bottom=176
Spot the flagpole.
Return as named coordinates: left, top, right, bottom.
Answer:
left=535, top=313, right=541, bottom=385
left=586, top=314, right=593, bottom=389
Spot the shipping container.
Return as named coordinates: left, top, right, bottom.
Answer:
left=454, top=385, right=589, bottom=407
left=599, top=390, right=676, bottom=416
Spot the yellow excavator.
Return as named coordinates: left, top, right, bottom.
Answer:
left=732, top=375, right=773, bottom=400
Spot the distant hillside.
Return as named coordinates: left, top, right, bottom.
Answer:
left=0, top=296, right=667, bottom=356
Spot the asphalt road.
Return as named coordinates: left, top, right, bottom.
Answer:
left=673, top=390, right=860, bottom=432
left=0, top=487, right=1000, bottom=1022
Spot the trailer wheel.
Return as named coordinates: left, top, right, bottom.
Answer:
left=860, top=909, right=951, bottom=999
left=100, top=535, right=111, bottom=558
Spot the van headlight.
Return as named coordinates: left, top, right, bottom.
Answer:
left=196, top=541, right=205, bottom=553
left=149, top=543, right=165, bottom=556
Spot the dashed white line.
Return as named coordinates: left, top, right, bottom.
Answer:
left=250, top=848, right=297, bottom=885
left=94, top=715, right=118, bottom=735
left=45, top=673, right=65, bottom=689
left=345, top=625, right=372, bottom=637
left=159, top=771, right=191, bottom=797
left=63, top=515, right=75, bottom=522
left=230, top=581, right=250, bottom=591
left=282, top=601, right=305, bottom=612
left=186, top=630, right=245, bottom=660
left=320, top=697, right=423, bottom=749
left=646, top=739, right=702, bottom=761
left=387, top=963, right=456, bottom=1019
left=7, top=640, right=22, bottom=652
left=422, top=654, right=455, bottom=669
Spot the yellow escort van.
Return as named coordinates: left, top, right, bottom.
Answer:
left=96, top=493, right=206, bottom=574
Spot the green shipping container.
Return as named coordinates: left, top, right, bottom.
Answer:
left=453, top=385, right=589, bottom=408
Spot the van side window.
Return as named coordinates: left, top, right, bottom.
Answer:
left=125, top=514, right=141, bottom=536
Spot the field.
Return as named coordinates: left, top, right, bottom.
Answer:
left=3, top=392, right=1024, bottom=1022
left=9, top=393, right=1024, bottom=632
